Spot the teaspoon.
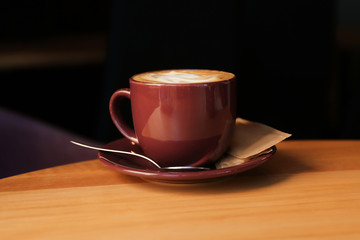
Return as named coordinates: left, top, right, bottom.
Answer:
left=70, top=141, right=210, bottom=171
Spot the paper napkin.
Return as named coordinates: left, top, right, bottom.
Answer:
left=216, top=118, right=291, bottom=169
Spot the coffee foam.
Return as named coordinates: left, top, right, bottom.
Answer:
left=132, top=69, right=234, bottom=84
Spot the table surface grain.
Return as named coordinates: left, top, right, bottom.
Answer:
left=1, top=140, right=360, bottom=240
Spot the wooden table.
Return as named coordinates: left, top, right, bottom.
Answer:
left=1, top=140, right=360, bottom=239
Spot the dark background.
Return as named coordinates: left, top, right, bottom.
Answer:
left=1, top=0, right=359, bottom=143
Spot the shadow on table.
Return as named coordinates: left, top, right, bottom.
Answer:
left=138, top=149, right=314, bottom=194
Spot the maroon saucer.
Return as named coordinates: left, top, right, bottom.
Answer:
left=98, top=138, right=276, bottom=184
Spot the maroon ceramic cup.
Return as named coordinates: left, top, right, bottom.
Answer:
left=109, top=71, right=237, bottom=167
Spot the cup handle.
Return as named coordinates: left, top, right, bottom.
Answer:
left=109, top=89, right=139, bottom=144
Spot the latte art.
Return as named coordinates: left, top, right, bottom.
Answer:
left=133, top=69, right=234, bottom=84
left=149, top=71, right=218, bottom=83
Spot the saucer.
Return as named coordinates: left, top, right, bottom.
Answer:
left=98, top=138, right=276, bottom=184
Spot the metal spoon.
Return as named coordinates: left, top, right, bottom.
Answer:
left=70, top=141, right=210, bottom=171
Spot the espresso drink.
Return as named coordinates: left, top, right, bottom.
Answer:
left=110, top=69, right=236, bottom=167
left=132, top=69, right=235, bottom=84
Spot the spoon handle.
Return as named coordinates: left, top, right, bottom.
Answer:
left=70, top=141, right=161, bottom=168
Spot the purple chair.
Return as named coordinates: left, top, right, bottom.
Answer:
left=0, top=108, right=99, bottom=178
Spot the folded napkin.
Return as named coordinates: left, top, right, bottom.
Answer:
left=216, top=118, right=291, bottom=169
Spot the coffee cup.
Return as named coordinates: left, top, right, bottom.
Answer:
left=109, top=69, right=237, bottom=167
